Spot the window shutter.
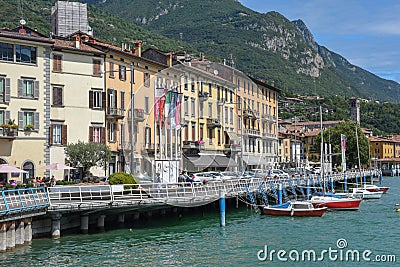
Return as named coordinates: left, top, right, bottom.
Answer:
left=101, top=127, right=106, bottom=144
left=49, top=124, right=53, bottom=145
left=89, top=91, right=93, bottom=109
left=18, top=111, right=23, bottom=130
left=34, top=112, right=39, bottom=130
left=114, top=90, right=117, bottom=108
left=102, top=92, right=106, bottom=110
left=89, top=126, right=93, bottom=142
left=5, top=78, right=10, bottom=103
left=34, top=81, right=39, bottom=98
left=61, top=125, right=67, bottom=145
left=18, top=79, right=23, bottom=97
left=5, top=110, right=10, bottom=123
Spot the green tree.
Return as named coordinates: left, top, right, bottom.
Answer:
left=65, top=141, right=111, bottom=177
left=315, top=121, right=370, bottom=168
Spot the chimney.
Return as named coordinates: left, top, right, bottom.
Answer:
left=167, top=53, right=173, bottom=67
left=73, top=35, right=80, bottom=49
left=133, top=41, right=142, bottom=57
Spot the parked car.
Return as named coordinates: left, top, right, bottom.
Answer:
left=191, top=172, right=213, bottom=183
left=220, top=171, right=239, bottom=180
left=270, top=169, right=290, bottom=179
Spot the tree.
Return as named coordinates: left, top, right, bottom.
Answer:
left=65, top=141, right=112, bottom=177
left=315, top=121, right=370, bottom=169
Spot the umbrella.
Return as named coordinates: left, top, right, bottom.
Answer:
left=41, top=163, right=75, bottom=170
left=0, top=164, right=28, bottom=173
left=39, top=163, right=76, bottom=182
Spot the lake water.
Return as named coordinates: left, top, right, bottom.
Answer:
left=2, top=177, right=399, bottom=266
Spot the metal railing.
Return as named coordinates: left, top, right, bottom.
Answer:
left=45, top=171, right=365, bottom=211
left=0, top=187, right=49, bottom=215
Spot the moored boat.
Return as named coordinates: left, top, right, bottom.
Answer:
left=307, top=193, right=362, bottom=210
left=335, top=188, right=383, bottom=200
left=262, top=201, right=328, bottom=217
left=362, top=184, right=390, bottom=193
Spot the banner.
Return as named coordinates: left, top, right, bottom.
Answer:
left=175, top=93, right=183, bottom=129
left=341, top=134, right=347, bottom=172
left=154, top=86, right=165, bottom=125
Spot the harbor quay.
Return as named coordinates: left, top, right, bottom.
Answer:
left=0, top=171, right=375, bottom=251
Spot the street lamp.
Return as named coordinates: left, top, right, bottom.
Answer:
left=100, top=62, right=135, bottom=175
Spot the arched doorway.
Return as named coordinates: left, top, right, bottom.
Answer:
left=22, top=161, right=35, bottom=184
left=0, top=158, right=7, bottom=183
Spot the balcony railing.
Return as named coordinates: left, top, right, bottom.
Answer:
left=106, top=107, right=125, bottom=119
left=244, top=129, right=261, bottom=136
left=133, top=109, right=145, bottom=122
left=206, top=118, right=221, bottom=128
left=0, top=127, right=18, bottom=138
left=198, top=92, right=209, bottom=102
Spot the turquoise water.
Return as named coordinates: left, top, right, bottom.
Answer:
left=2, top=177, right=400, bottom=267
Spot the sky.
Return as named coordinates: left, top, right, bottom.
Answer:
left=238, top=0, right=400, bottom=83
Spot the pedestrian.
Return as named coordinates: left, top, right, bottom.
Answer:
left=155, top=173, right=162, bottom=198
left=51, top=175, right=56, bottom=187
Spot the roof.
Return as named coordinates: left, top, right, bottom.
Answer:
left=53, top=38, right=104, bottom=55
left=0, top=26, right=53, bottom=45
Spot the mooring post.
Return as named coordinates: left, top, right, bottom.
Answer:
left=278, top=183, right=283, bottom=204
left=219, top=190, right=226, bottom=227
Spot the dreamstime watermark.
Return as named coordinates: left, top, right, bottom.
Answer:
left=257, top=238, right=396, bottom=263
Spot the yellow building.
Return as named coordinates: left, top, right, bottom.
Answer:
left=0, top=26, right=53, bottom=183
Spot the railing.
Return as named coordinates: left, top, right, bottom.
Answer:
left=133, top=109, right=145, bottom=122
left=244, top=129, right=261, bottom=136
left=0, top=127, right=18, bottom=138
left=45, top=171, right=365, bottom=211
left=0, top=187, right=49, bottom=215
left=106, top=107, right=125, bottom=118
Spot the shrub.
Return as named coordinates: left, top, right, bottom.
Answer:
left=25, top=183, right=34, bottom=188
left=108, top=172, right=139, bottom=188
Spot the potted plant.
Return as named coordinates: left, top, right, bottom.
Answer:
left=25, top=124, right=34, bottom=131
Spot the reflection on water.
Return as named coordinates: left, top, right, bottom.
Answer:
left=3, top=177, right=400, bottom=266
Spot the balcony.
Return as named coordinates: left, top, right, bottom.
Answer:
left=207, top=118, right=221, bottom=128
left=224, top=143, right=241, bottom=152
left=133, top=108, right=145, bottom=122
left=244, top=129, right=261, bottom=136
left=106, top=107, right=125, bottom=119
left=182, top=140, right=205, bottom=150
left=262, top=114, right=270, bottom=122
left=181, top=119, right=190, bottom=127
left=243, top=109, right=254, bottom=118
left=254, top=111, right=260, bottom=120
left=198, top=92, right=209, bottom=102
left=0, top=127, right=18, bottom=139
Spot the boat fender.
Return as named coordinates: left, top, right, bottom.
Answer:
left=396, top=209, right=400, bottom=213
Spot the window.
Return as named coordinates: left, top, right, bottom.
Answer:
left=184, top=77, right=188, bottom=90
left=191, top=98, right=195, bottom=117
left=230, top=108, right=233, bottom=124
left=52, top=86, right=63, bottom=106
left=184, top=125, right=189, bottom=140
left=191, top=80, right=195, bottom=92
left=119, top=65, right=126, bottom=81
left=16, top=45, right=36, bottom=64
left=53, top=54, right=62, bottom=72
left=19, top=110, right=39, bottom=130
left=208, top=103, right=212, bottom=118
left=238, top=116, right=242, bottom=130
left=50, top=124, right=67, bottom=145
left=208, top=83, right=212, bottom=97
left=109, top=62, right=115, bottom=78
left=0, top=110, right=4, bottom=125
left=93, top=59, right=101, bottom=76
left=22, top=161, right=34, bottom=183
left=89, top=126, right=105, bottom=143
left=191, top=123, right=196, bottom=141
left=18, top=79, right=38, bottom=98
left=120, top=123, right=126, bottom=146
left=120, top=91, right=125, bottom=111
left=217, top=129, right=221, bottom=145
left=199, top=101, right=204, bottom=118
left=145, top=126, right=151, bottom=149
left=0, top=42, right=13, bottom=61
left=89, top=90, right=103, bottom=109
left=109, top=122, right=116, bottom=142
left=184, top=96, right=189, bottom=116
left=199, top=124, right=204, bottom=140
left=217, top=105, right=221, bottom=121
left=144, top=72, right=150, bottom=87
left=224, top=107, right=228, bottom=123
left=145, top=96, right=150, bottom=114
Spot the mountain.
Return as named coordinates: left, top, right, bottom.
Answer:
left=83, top=0, right=400, bottom=102
left=2, top=0, right=400, bottom=102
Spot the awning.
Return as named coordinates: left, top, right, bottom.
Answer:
left=183, top=155, right=216, bottom=172
left=213, top=155, right=238, bottom=167
left=242, top=155, right=264, bottom=166
left=226, top=131, right=240, bottom=143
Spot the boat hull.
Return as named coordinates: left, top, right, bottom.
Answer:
left=309, top=197, right=362, bottom=210
left=263, top=207, right=327, bottom=217
left=364, top=187, right=389, bottom=193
